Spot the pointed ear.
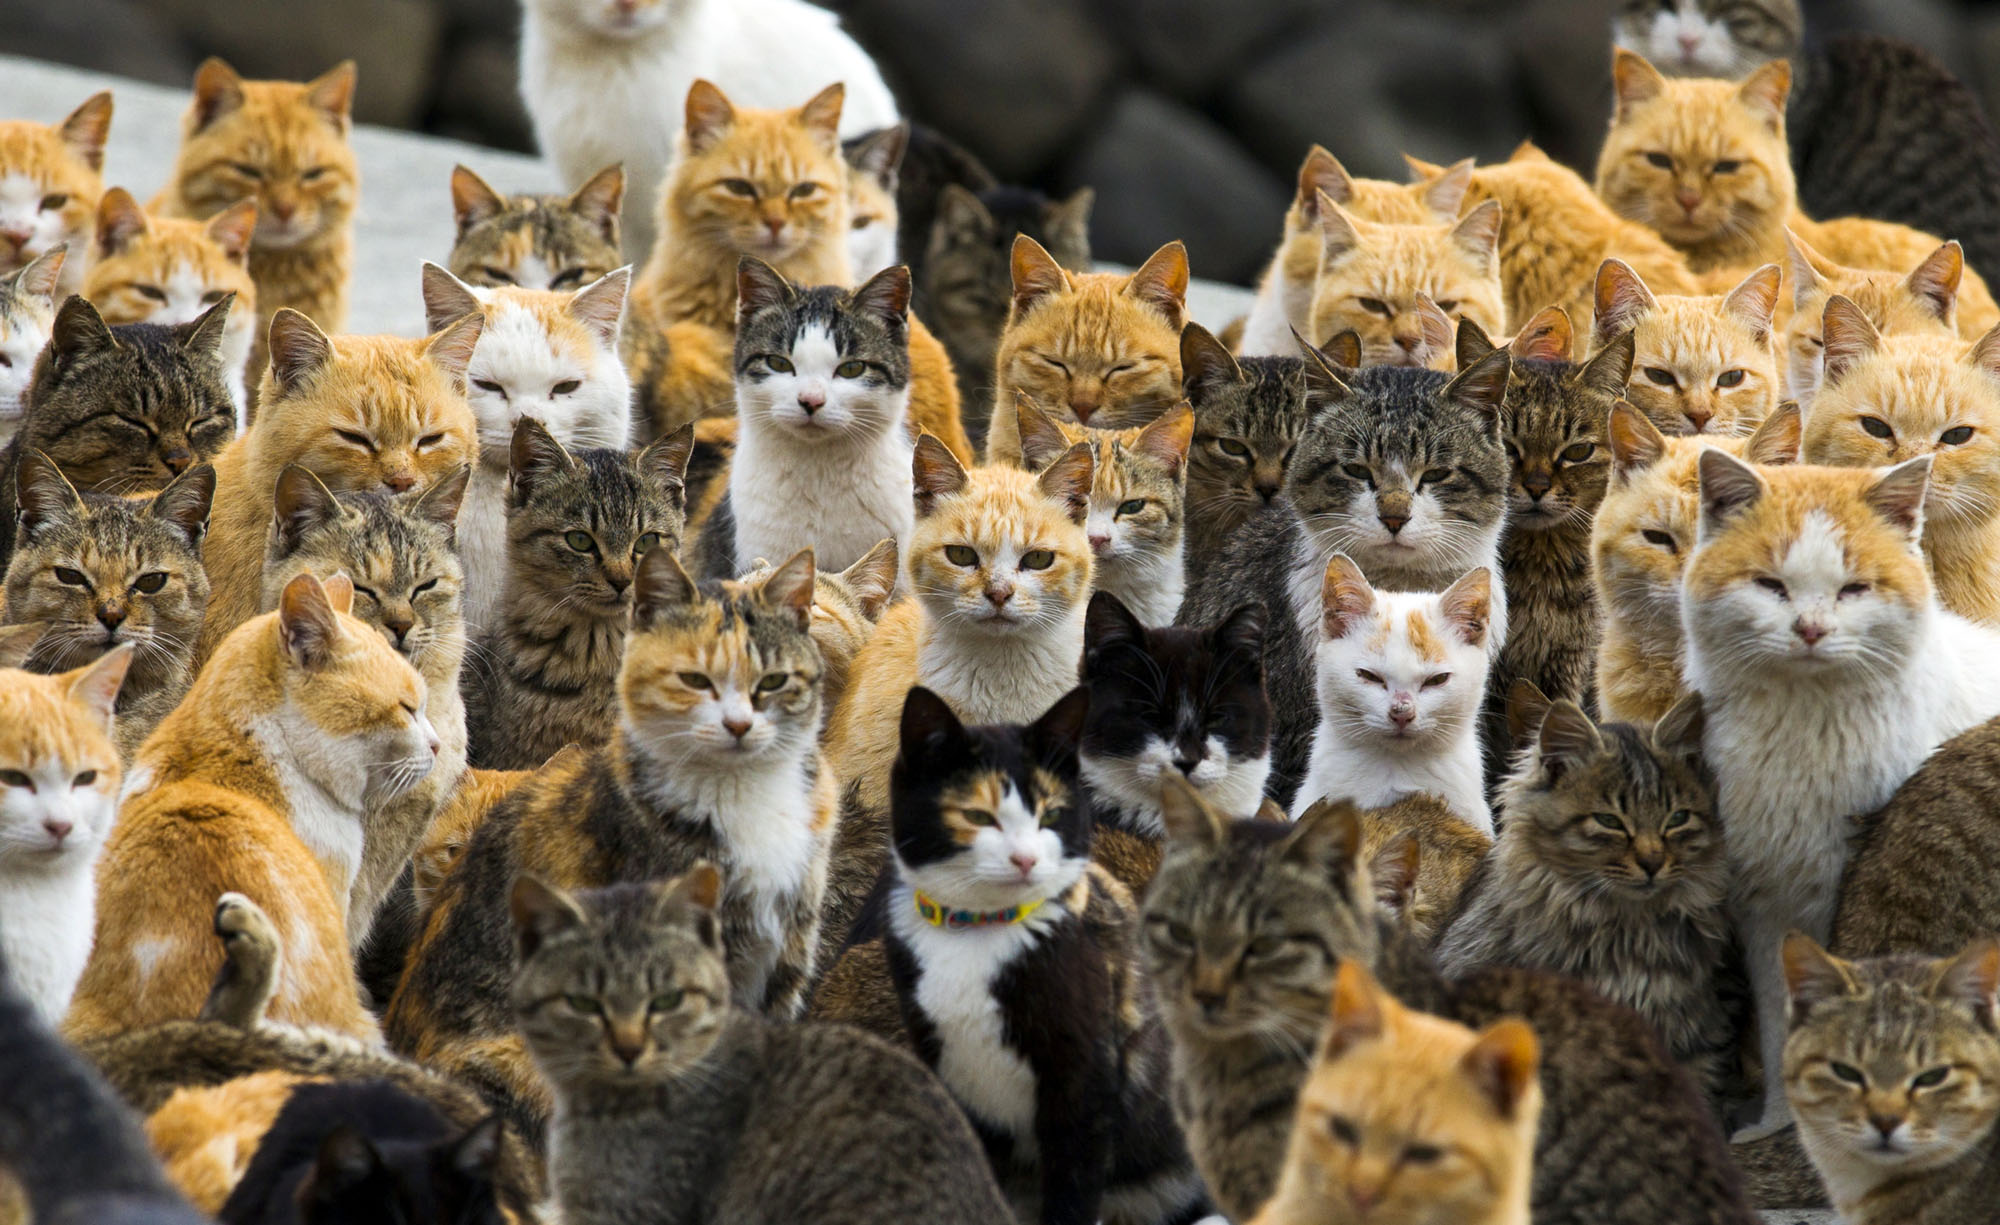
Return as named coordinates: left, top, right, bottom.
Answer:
left=450, top=163, right=506, bottom=235
left=936, top=182, right=993, bottom=236
left=1745, top=401, right=1802, bottom=466
left=147, top=462, right=217, bottom=547
left=568, top=266, right=631, bottom=346
left=1422, top=158, right=1475, bottom=217
left=1438, top=567, right=1492, bottom=647
left=1010, top=234, right=1069, bottom=316
left=177, top=293, right=235, bottom=365
left=1809, top=293, right=1870, bottom=382
left=1537, top=701, right=1603, bottom=782
left=1299, top=332, right=1355, bottom=401
left=1653, top=691, right=1706, bottom=759
left=568, top=163, right=626, bottom=246
left=839, top=539, right=898, bottom=621
left=1509, top=307, right=1573, bottom=363
left=1037, top=442, right=1095, bottom=524
left=1085, top=590, right=1147, bottom=658
left=0, top=624, right=47, bottom=670
left=508, top=415, right=576, bottom=507
left=1970, top=322, right=2000, bottom=386
left=421, top=261, right=483, bottom=336
left=1933, top=938, right=2000, bottom=1025
left=1158, top=774, right=1229, bottom=847
left=413, top=465, right=471, bottom=534
left=758, top=549, right=816, bottom=631
left=632, top=546, right=700, bottom=628
left=851, top=265, right=912, bottom=333
left=322, top=570, right=353, bottom=616
left=795, top=82, right=845, bottom=152
left=450, top=1117, right=504, bottom=1180
left=1403, top=152, right=1448, bottom=181
left=1030, top=685, right=1092, bottom=765
left=9, top=245, right=66, bottom=302
left=1321, top=554, right=1375, bottom=639
left=93, top=187, right=147, bottom=258
left=684, top=79, right=737, bottom=153
left=1511, top=140, right=1552, bottom=164
left=1047, top=187, right=1094, bottom=252
left=1783, top=931, right=1858, bottom=1024
left=1132, top=402, right=1193, bottom=478
left=1254, top=797, right=1288, bottom=823
left=1455, top=315, right=1496, bottom=369
left=267, top=309, right=334, bottom=396
left=638, top=424, right=694, bottom=503
left=272, top=464, right=340, bottom=555
left=510, top=873, right=590, bottom=961
left=1737, top=58, right=1792, bottom=131
left=190, top=58, right=246, bottom=132
left=1179, top=322, right=1242, bottom=400
left=1317, top=192, right=1362, bottom=263
left=1368, top=835, right=1420, bottom=920
left=1575, top=327, right=1635, bottom=399
left=1905, top=242, right=1963, bottom=324
left=899, top=686, right=970, bottom=761
left=50, top=295, right=116, bottom=366
left=1722, top=263, right=1781, bottom=343
left=63, top=644, right=132, bottom=733
left=1283, top=794, right=1364, bottom=879
left=1866, top=455, right=1932, bottom=539
left=1296, top=144, right=1355, bottom=213
left=1411, top=295, right=1454, bottom=363
left=1783, top=228, right=1834, bottom=308
left=1607, top=400, right=1667, bottom=480
left=1444, top=346, right=1510, bottom=424
left=662, top=860, right=724, bottom=917
left=278, top=572, right=344, bottom=671
left=58, top=92, right=113, bottom=172
left=1449, top=200, right=1502, bottom=266
left=1592, top=259, right=1656, bottom=346
left=1463, top=1019, right=1541, bottom=1120
left=1213, top=601, right=1267, bottom=664
left=204, top=200, right=258, bottom=263
left=305, top=61, right=358, bottom=128
left=1696, top=448, right=1766, bottom=540
left=311, top=1127, right=381, bottom=1194
left=1505, top=678, right=1554, bottom=749
left=1124, top=241, right=1189, bottom=326
left=1611, top=48, right=1668, bottom=119
left=1012, top=393, right=1073, bottom=470
left=15, top=450, right=84, bottom=539
left=845, top=123, right=907, bottom=188
left=424, top=311, right=485, bottom=390
left=911, top=433, right=969, bottom=518
left=736, top=256, right=795, bottom=322
left=1323, top=960, right=1388, bottom=1058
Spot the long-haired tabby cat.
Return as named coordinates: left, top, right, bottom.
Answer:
left=1247, top=960, right=1541, bottom=1225
left=0, top=90, right=110, bottom=298
left=0, top=245, right=65, bottom=448
left=1592, top=257, right=1779, bottom=437
left=1306, top=196, right=1505, bottom=369
left=1782, top=234, right=1974, bottom=408
left=447, top=161, right=624, bottom=292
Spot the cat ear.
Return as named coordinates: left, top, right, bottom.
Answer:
left=911, top=433, right=969, bottom=518
left=1283, top=795, right=1363, bottom=879
left=1009, top=234, right=1070, bottom=317
left=449, top=1117, right=504, bottom=1181
left=50, top=295, right=117, bottom=366
left=147, top=462, right=217, bottom=547
left=57, top=92, right=113, bottom=172
left=1212, top=601, right=1267, bottom=664
left=1933, top=938, right=2000, bottom=1026
left=16, top=450, right=85, bottom=539
left=662, top=861, right=724, bottom=916
left=1029, top=685, right=1092, bottom=767
left=421, top=261, right=483, bottom=336
left=1312, top=330, right=1363, bottom=374
left=850, top=264, right=913, bottom=332
left=632, top=546, right=700, bottom=628
left=1323, top=959, right=1388, bottom=1058
left=1606, top=400, right=1667, bottom=481
left=1158, top=774, right=1229, bottom=847
left=1454, top=316, right=1496, bottom=369
left=795, top=82, right=845, bottom=153
left=0, top=623, right=47, bottom=670
left=1696, top=449, right=1766, bottom=539
left=1367, top=835, right=1420, bottom=921
left=899, top=686, right=971, bottom=763
left=1864, top=455, right=1932, bottom=539
left=93, top=187, right=147, bottom=259
left=568, top=164, right=626, bottom=248
left=1508, top=307, right=1573, bottom=364
left=683, top=79, right=737, bottom=154
left=191, top=59, right=246, bottom=132
left=639, top=423, right=695, bottom=506
left=449, top=163, right=507, bottom=235
left=1045, top=188, right=1095, bottom=253
left=936, top=184, right=993, bottom=240
left=736, top=256, right=796, bottom=323
left=1085, top=590, right=1147, bottom=661
left=845, top=123, right=907, bottom=190
left=1132, top=402, right=1193, bottom=478
left=1966, top=322, right=2000, bottom=386
left=1504, top=678, right=1554, bottom=749
left=1295, top=145, right=1355, bottom=214
left=1653, top=692, right=1706, bottom=760
left=1321, top=554, right=1375, bottom=640
left=278, top=572, right=345, bottom=671
left=424, top=311, right=486, bottom=390
left=1592, top=259, right=1657, bottom=347
left=1510, top=141, right=1552, bottom=164
left=310, top=1127, right=382, bottom=1195
left=1124, top=241, right=1189, bottom=326
left=1421, top=158, right=1475, bottom=218
left=1036, top=442, right=1095, bottom=524
left=1462, top=1019, right=1541, bottom=1120
left=1410, top=295, right=1454, bottom=364
left=1254, top=797, right=1288, bottom=823
left=757, top=549, right=816, bottom=631
left=840, top=539, right=898, bottom=622
left=1782, top=228, right=1830, bottom=311
left=1905, top=241, right=1964, bottom=324
left=1536, top=701, right=1603, bottom=783
left=1575, top=327, right=1635, bottom=400
left=272, top=464, right=340, bottom=556
left=1782, top=931, right=1858, bottom=1024
left=413, top=465, right=471, bottom=535
left=266, top=309, right=334, bottom=395
left=508, top=416, right=576, bottom=507
left=204, top=200, right=258, bottom=263
left=1443, top=346, right=1510, bottom=426
left=509, top=874, right=590, bottom=961
left=1736, top=58, right=1791, bottom=132
left=1316, top=192, right=1362, bottom=264
left=1722, top=264, right=1781, bottom=344
left=322, top=572, right=355, bottom=615
left=1744, top=401, right=1802, bottom=466
left=1438, top=567, right=1492, bottom=647
left=304, top=61, right=359, bottom=129
left=1010, top=393, right=1070, bottom=469
left=63, top=643, right=132, bottom=734
left=1179, top=322, right=1243, bottom=400
left=8, top=245, right=67, bottom=303
left=1448, top=200, right=1502, bottom=267
left=1610, top=48, right=1668, bottom=120
left=568, top=266, right=631, bottom=346
left=177, top=293, right=236, bottom=364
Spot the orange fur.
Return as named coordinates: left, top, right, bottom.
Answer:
left=1307, top=197, right=1506, bottom=364
left=0, top=92, right=111, bottom=297
left=146, top=1071, right=317, bottom=1213
left=1592, top=258, right=1779, bottom=437
left=1781, top=232, right=1967, bottom=404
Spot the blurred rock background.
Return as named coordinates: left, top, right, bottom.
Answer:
left=4, top=0, right=1994, bottom=284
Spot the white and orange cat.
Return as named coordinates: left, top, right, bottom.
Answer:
left=1307, top=196, right=1505, bottom=368
left=1592, top=257, right=1780, bottom=437
left=1780, top=232, right=1966, bottom=408
left=0, top=91, right=110, bottom=298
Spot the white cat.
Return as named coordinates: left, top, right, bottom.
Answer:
left=1294, top=556, right=1494, bottom=832
left=419, top=261, right=633, bottom=636
left=0, top=246, right=62, bottom=449
left=518, top=0, right=900, bottom=263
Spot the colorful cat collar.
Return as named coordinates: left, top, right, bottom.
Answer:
left=913, top=890, right=1044, bottom=930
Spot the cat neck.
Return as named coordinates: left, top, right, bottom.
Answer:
left=1804, top=1116, right=2000, bottom=1223
left=245, top=706, right=371, bottom=898
left=642, top=233, right=851, bottom=333
left=915, top=602, right=1088, bottom=727
left=0, top=865, right=96, bottom=1025
left=1093, top=547, right=1185, bottom=627
left=619, top=719, right=817, bottom=840
left=528, top=0, right=721, bottom=51
left=888, top=873, right=1081, bottom=948
left=495, top=582, right=629, bottom=693
left=1298, top=714, right=1490, bottom=831
left=247, top=232, right=351, bottom=325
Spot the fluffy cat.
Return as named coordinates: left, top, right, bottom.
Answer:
left=0, top=246, right=64, bottom=448
left=4, top=453, right=213, bottom=758
left=1592, top=257, right=1779, bottom=437
left=517, top=0, right=898, bottom=263
left=447, top=161, right=625, bottom=291
left=986, top=236, right=1187, bottom=463
left=1306, top=197, right=1505, bottom=368
left=842, top=124, right=905, bottom=280
left=1247, top=960, right=1541, bottom=1225
left=1802, top=296, right=2000, bottom=627
left=515, top=870, right=1014, bottom=1225
left=0, top=91, right=110, bottom=298
left=1295, top=557, right=1494, bottom=831
left=1683, top=452, right=2000, bottom=1137
left=1782, top=233, right=1970, bottom=408
left=1343, top=793, right=1492, bottom=944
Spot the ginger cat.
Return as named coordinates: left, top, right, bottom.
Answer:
left=0, top=91, right=111, bottom=298
left=195, top=309, right=481, bottom=663
left=65, top=572, right=439, bottom=1044
left=1782, top=232, right=1967, bottom=407
left=1306, top=196, right=1506, bottom=368
left=1592, top=257, right=1779, bottom=437
left=154, top=58, right=361, bottom=390
left=1249, top=961, right=1541, bottom=1225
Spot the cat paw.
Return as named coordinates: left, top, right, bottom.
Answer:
left=1730, top=1118, right=1794, bottom=1145
left=213, top=891, right=278, bottom=955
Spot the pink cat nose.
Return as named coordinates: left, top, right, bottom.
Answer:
left=43, top=820, right=72, bottom=844
left=723, top=716, right=753, bottom=741
left=1683, top=407, right=1714, bottom=433
left=1675, top=188, right=1702, bottom=213
left=1393, top=331, right=1422, bottom=353
left=985, top=582, right=1014, bottom=608
left=0, top=226, right=29, bottom=248
left=1794, top=619, right=1830, bottom=647
left=1087, top=532, right=1112, bottom=555
left=1389, top=699, right=1416, bottom=728
left=797, top=388, right=825, bottom=413
left=1679, top=33, right=1703, bottom=54
left=765, top=219, right=784, bottom=238
left=1010, top=852, right=1038, bottom=877
left=383, top=472, right=416, bottom=493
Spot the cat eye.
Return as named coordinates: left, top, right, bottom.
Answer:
left=1421, top=673, right=1452, bottom=689
left=300, top=167, right=329, bottom=182
left=413, top=578, right=438, bottom=595
left=834, top=361, right=867, bottom=379
left=1590, top=813, right=1624, bottom=832
left=72, top=770, right=96, bottom=788
left=1341, top=463, right=1375, bottom=486
left=416, top=433, right=446, bottom=449
left=1246, top=936, right=1282, bottom=958
left=1433, top=300, right=1459, bottom=314
left=53, top=567, right=88, bottom=587
left=1641, top=367, right=1678, bottom=388
left=229, top=163, right=263, bottom=181
left=201, top=290, right=226, bottom=304
left=135, top=285, right=167, bottom=303
left=551, top=379, right=582, bottom=396
left=550, top=268, right=587, bottom=289
left=1641, top=529, right=1678, bottom=552
left=635, top=532, right=661, bottom=555
left=351, top=585, right=379, bottom=603
left=1328, top=1116, right=1361, bottom=1146
left=1644, top=153, right=1673, bottom=169
left=398, top=700, right=418, bottom=717
left=1840, top=582, right=1871, bottom=599
left=1559, top=442, right=1595, bottom=463
left=481, top=266, right=517, bottom=285
left=1941, top=426, right=1975, bottom=446
left=334, top=429, right=373, bottom=450
left=650, top=989, right=685, bottom=1012
left=38, top=193, right=68, bottom=211
left=678, top=672, right=714, bottom=691
left=472, top=378, right=505, bottom=395
left=1829, top=1062, right=1866, bottom=1086
left=1040, top=356, right=1070, bottom=374
left=1859, top=416, right=1894, bottom=440
left=944, top=545, right=979, bottom=567
left=1157, top=918, right=1194, bottom=947
left=1403, top=1143, right=1444, bottom=1165
left=1038, top=805, right=1067, bottom=828
left=1355, top=669, right=1385, bottom=687
left=565, top=530, right=597, bottom=554
left=1664, top=809, right=1695, bottom=831
left=1756, top=577, right=1788, bottom=598
left=564, top=995, right=602, bottom=1015
left=1419, top=468, right=1453, bottom=487
left=1116, top=499, right=1147, bottom=517
left=960, top=809, right=996, bottom=827
left=132, top=572, right=168, bottom=594
left=1019, top=549, right=1056, bottom=570
left=720, top=178, right=757, bottom=197
left=1357, top=298, right=1393, bottom=317
left=789, top=182, right=821, bottom=200
left=0, top=770, right=28, bottom=789
left=763, top=355, right=795, bottom=374
left=1715, top=369, right=1746, bottom=388
left=1712, top=160, right=1741, bottom=174
left=0, top=355, right=11, bottom=368
left=1912, top=1067, right=1951, bottom=1089
left=1216, top=439, right=1250, bottom=458
left=851, top=216, right=870, bottom=230
left=755, top=674, right=788, bottom=693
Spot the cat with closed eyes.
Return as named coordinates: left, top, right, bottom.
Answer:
left=447, top=162, right=625, bottom=292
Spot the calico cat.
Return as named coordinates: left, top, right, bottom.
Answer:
left=1592, top=257, right=1779, bottom=437
left=464, top=417, right=691, bottom=769
left=986, top=236, right=1187, bottom=463
left=1802, top=296, right=2000, bottom=627
left=884, top=687, right=1204, bottom=1225
left=1780, top=935, right=2000, bottom=1225
left=0, top=91, right=111, bottom=298
left=447, top=161, right=625, bottom=291
left=843, top=124, right=905, bottom=279
left=1247, top=960, right=1540, bottom=1225
left=515, top=869, right=1015, bottom=1225
left=1684, top=452, right=2000, bottom=1138
left=1295, top=557, right=1494, bottom=830
left=0, top=246, right=64, bottom=448
left=1306, top=197, right=1505, bottom=368
left=87, top=187, right=260, bottom=417
left=4, top=452, right=214, bottom=757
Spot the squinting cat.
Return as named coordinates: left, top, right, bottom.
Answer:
left=0, top=91, right=111, bottom=298
left=1593, top=257, right=1779, bottom=437
left=447, top=161, right=624, bottom=292
left=1306, top=197, right=1504, bottom=369
left=0, top=246, right=64, bottom=448
left=1782, top=232, right=1970, bottom=408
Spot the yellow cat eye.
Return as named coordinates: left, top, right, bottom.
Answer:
left=789, top=182, right=821, bottom=199
left=635, top=532, right=661, bottom=555
left=133, top=572, right=167, bottom=595
left=764, top=355, right=795, bottom=375
left=72, top=770, right=95, bottom=788
left=945, top=545, right=979, bottom=567
left=834, top=361, right=867, bottom=379
left=1216, top=439, right=1250, bottom=459
left=1020, top=550, right=1056, bottom=570
left=1559, top=442, right=1595, bottom=464
left=651, top=989, right=685, bottom=1012
left=565, top=531, right=596, bottom=554
left=552, top=379, right=582, bottom=396
left=755, top=674, right=787, bottom=693
left=564, top=995, right=602, bottom=1015
left=678, top=672, right=714, bottom=692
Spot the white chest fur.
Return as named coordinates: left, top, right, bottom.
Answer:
left=730, top=418, right=914, bottom=576
left=250, top=711, right=367, bottom=900
left=917, top=614, right=1086, bottom=728
left=456, top=464, right=512, bottom=639
left=0, top=867, right=97, bottom=1024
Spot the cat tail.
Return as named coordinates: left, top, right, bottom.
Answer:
left=198, top=892, right=281, bottom=1029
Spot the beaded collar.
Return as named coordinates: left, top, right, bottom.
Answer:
left=912, top=889, right=1044, bottom=930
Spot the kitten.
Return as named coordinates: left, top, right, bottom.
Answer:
left=0, top=246, right=64, bottom=448
left=464, top=417, right=690, bottom=769
left=515, top=869, right=1015, bottom=1225
left=884, top=687, right=1204, bottom=1225
left=87, top=187, right=260, bottom=418
left=986, top=236, right=1187, bottom=463
left=517, top=0, right=898, bottom=263
left=65, top=573, right=438, bottom=1045
left=1436, top=691, right=1737, bottom=1097
left=843, top=124, right=905, bottom=279
left=1803, top=296, right=2000, bottom=627
left=1296, top=557, right=1494, bottom=831
left=419, top=260, right=634, bottom=637
left=1781, top=934, right=2000, bottom=1225
left=735, top=540, right=897, bottom=713
left=4, top=453, right=213, bottom=758
left=1683, top=452, right=2000, bottom=1137
left=1592, top=257, right=1780, bottom=437
left=1248, top=960, right=1541, bottom=1225
left=1306, top=196, right=1505, bottom=369
left=1613, top=0, right=1800, bottom=78
left=0, top=644, right=127, bottom=1023
left=0, top=91, right=111, bottom=298
left=1782, top=233, right=1967, bottom=408
left=447, top=161, right=624, bottom=291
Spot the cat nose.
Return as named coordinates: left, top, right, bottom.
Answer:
left=608, top=1026, right=647, bottom=1067
left=1377, top=509, right=1409, bottom=535
left=382, top=472, right=416, bottom=493
left=1191, top=985, right=1227, bottom=1017
left=1678, top=33, right=1703, bottom=55
left=1087, top=531, right=1112, bottom=555
left=270, top=199, right=297, bottom=224
left=604, top=568, right=631, bottom=596
left=723, top=716, right=753, bottom=741
left=1794, top=618, right=1830, bottom=647
left=381, top=613, right=414, bottom=645
left=1389, top=698, right=1416, bottom=728
left=96, top=604, right=125, bottom=631
left=1870, top=1113, right=1903, bottom=1139
left=1010, top=852, right=1038, bottom=877
left=796, top=387, right=825, bottom=413
left=1683, top=406, right=1713, bottom=433
left=1174, top=753, right=1202, bottom=776
left=1636, top=848, right=1666, bottom=879
left=1522, top=471, right=1551, bottom=500
left=0, top=225, right=29, bottom=248
left=1253, top=478, right=1281, bottom=502
left=1068, top=390, right=1101, bottom=421
left=1393, top=330, right=1423, bottom=354
left=764, top=218, right=784, bottom=238
left=42, top=820, right=72, bottom=845
left=984, top=582, right=1014, bottom=608
left=1674, top=188, right=1702, bottom=213
left=162, top=448, right=193, bottom=474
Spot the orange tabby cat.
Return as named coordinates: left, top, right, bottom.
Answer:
left=0, top=91, right=111, bottom=298
left=195, top=309, right=481, bottom=663
left=64, top=572, right=437, bottom=1044
left=1592, top=257, right=1779, bottom=436
left=1307, top=195, right=1505, bottom=368
left=1781, top=233, right=1969, bottom=407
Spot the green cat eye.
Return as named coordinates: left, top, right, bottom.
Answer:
left=1859, top=416, right=1894, bottom=440
left=1715, top=370, right=1745, bottom=389
left=53, top=568, right=87, bottom=587
left=945, top=545, right=979, bottom=567
left=1038, top=805, right=1066, bottom=828
left=1019, top=549, right=1056, bottom=570
left=764, top=355, right=795, bottom=374
left=565, top=531, right=596, bottom=554
left=678, top=672, right=714, bottom=692
left=960, top=809, right=996, bottom=827
left=1641, top=367, right=1678, bottom=388
left=834, top=360, right=867, bottom=379
left=1155, top=918, right=1193, bottom=947
left=1116, top=499, right=1146, bottom=517
left=1419, top=468, right=1453, bottom=487
left=1216, top=439, right=1250, bottom=458
left=1559, top=442, right=1595, bottom=464
left=1589, top=812, right=1624, bottom=832
left=1913, top=1066, right=1950, bottom=1089
left=1341, top=464, right=1374, bottom=484
left=1941, top=426, right=1975, bottom=446
left=651, top=989, right=686, bottom=1012
left=133, top=572, right=167, bottom=594
left=755, top=674, right=787, bottom=693
left=564, top=995, right=601, bottom=1014
left=136, top=285, right=167, bottom=302
left=1829, top=1062, right=1866, bottom=1086
left=1664, top=810, right=1695, bottom=831
left=635, top=532, right=661, bottom=555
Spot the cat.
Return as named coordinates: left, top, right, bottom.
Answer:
left=1247, top=960, right=1541, bottom=1225
left=196, top=308, right=481, bottom=664
left=463, top=417, right=691, bottom=770
left=735, top=541, right=898, bottom=713
left=1782, top=233, right=1972, bottom=408
left=1306, top=196, right=1505, bottom=369
left=0, top=294, right=235, bottom=571
left=843, top=124, right=905, bottom=280
left=0, top=245, right=64, bottom=448
left=517, top=0, right=898, bottom=263
left=1436, top=689, right=1738, bottom=1098
left=1682, top=451, right=2000, bottom=1138
left=1592, top=257, right=1779, bottom=437
left=1010, top=395, right=1193, bottom=626
left=4, top=453, right=213, bottom=758
left=1591, top=399, right=1800, bottom=724
left=1612, top=0, right=1800, bottom=79
left=985, top=236, right=1188, bottom=464
left=1141, top=781, right=1758, bottom=1225
left=447, top=161, right=625, bottom=291
left=1295, top=557, right=1494, bottom=831
left=515, top=868, right=1015, bottom=1225
left=65, top=572, right=437, bottom=1045
left=87, top=187, right=260, bottom=418
left=1802, top=295, right=2000, bottom=627
left=154, top=58, right=361, bottom=383
left=0, top=91, right=111, bottom=298
left=1780, top=934, right=2000, bottom=1225
left=387, top=549, right=833, bottom=1133
left=883, top=687, right=1205, bottom=1225
left=1342, top=793, right=1492, bottom=944
left=418, top=260, right=634, bottom=637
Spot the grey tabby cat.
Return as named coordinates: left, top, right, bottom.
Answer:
left=256, top=465, right=470, bottom=947
left=1141, top=780, right=1756, bottom=1225
left=446, top=162, right=625, bottom=291
left=464, top=416, right=690, bottom=770
left=2, top=451, right=213, bottom=757
left=513, top=869, right=1015, bottom=1225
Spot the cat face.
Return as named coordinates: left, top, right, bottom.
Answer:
left=1595, top=52, right=1793, bottom=251
left=1782, top=236, right=1960, bottom=408
left=1462, top=315, right=1632, bottom=531
left=1613, top=0, right=1802, bottom=78
left=0, top=248, right=65, bottom=431
left=1014, top=398, right=1191, bottom=577
left=447, top=163, right=624, bottom=292
left=891, top=686, right=1091, bottom=912
left=842, top=125, right=904, bottom=280
left=996, top=237, right=1186, bottom=430
left=511, top=871, right=734, bottom=1089
left=923, top=183, right=1092, bottom=357
left=86, top=189, right=257, bottom=333
left=1307, top=200, right=1503, bottom=368
left=527, top=0, right=691, bottom=38
left=667, top=81, right=847, bottom=265
left=1179, top=326, right=1326, bottom=531
left=1594, top=259, right=1779, bottom=436
left=736, top=541, right=896, bottom=709
left=170, top=59, right=358, bottom=251
left=734, top=259, right=912, bottom=439
left=1317, top=559, right=1491, bottom=751
left=0, top=645, right=124, bottom=867
left=293, top=1117, right=505, bottom=1225
left=0, top=94, right=109, bottom=282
